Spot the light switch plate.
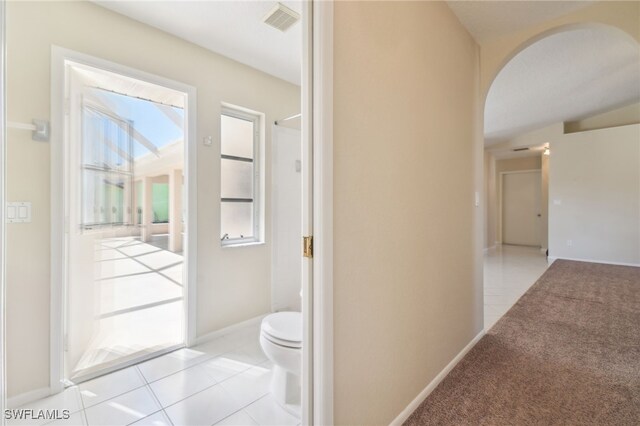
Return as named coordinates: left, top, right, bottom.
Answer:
left=7, top=202, right=32, bottom=223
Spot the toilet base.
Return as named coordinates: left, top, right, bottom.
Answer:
left=270, top=365, right=301, bottom=418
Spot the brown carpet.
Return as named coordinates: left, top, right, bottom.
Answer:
left=405, top=260, right=640, bottom=426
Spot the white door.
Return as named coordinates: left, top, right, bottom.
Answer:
left=502, top=171, right=542, bottom=246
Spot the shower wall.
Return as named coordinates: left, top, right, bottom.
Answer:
left=271, top=126, right=302, bottom=312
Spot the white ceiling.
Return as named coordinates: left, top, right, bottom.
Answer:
left=447, top=1, right=594, bottom=42
left=95, top=1, right=640, bottom=146
left=485, top=27, right=640, bottom=144
left=448, top=1, right=640, bottom=146
left=93, top=1, right=302, bottom=85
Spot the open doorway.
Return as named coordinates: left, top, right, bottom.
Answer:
left=55, top=55, right=195, bottom=384
left=2, top=0, right=329, bottom=424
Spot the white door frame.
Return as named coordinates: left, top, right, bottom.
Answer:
left=498, top=169, right=541, bottom=245
left=50, top=47, right=198, bottom=391
left=310, top=1, right=334, bottom=424
left=0, top=0, right=7, bottom=421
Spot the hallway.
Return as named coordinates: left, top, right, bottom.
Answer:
left=484, top=245, right=549, bottom=329
left=407, top=259, right=640, bottom=425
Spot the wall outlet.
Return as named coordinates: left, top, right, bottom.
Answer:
left=566, top=239, right=573, bottom=247
left=553, top=199, right=562, bottom=205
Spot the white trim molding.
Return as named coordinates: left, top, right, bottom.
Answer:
left=0, top=0, right=7, bottom=421
left=548, top=256, right=640, bottom=268
left=6, top=388, right=51, bottom=410
left=301, top=1, right=313, bottom=424
left=483, top=245, right=497, bottom=253
left=193, top=315, right=267, bottom=347
left=389, top=330, right=486, bottom=426
left=312, top=0, right=334, bottom=425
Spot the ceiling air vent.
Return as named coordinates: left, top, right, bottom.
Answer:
left=513, top=147, right=530, bottom=152
left=263, top=3, right=300, bottom=32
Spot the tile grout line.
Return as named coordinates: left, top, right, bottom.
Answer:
left=143, top=349, right=270, bottom=424
left=240, top=394, right=270, bottom=426
left=133, top=365, right=174, bottom=426
left=124, top=409, right=166, bottom=426
left=150, top=359, right=263, bottom=415
left=205, top=386, right=269, bottom=426
left=210, top=406, right=257, bottom=426
left=26, top=387, right=86, bottom=426
left=80, top=366, right=155, bottom=415
left=77, top=386, right=89, bottom=426
left=81, top=382, right=149, bottom=412
left=49, top=328, right=262, bottom=425
left=140, top=337, right=261, bottom=386
left=134, top=347, right=268, bottom=424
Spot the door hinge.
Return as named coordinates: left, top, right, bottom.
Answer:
left=303, top=236, right=313, bottom=258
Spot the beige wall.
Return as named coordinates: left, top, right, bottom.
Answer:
left=333, top=2, right=482, bottom=424
left=541, top=154, right=549, bottom=250
left=549, top=124, right=640, bottom=265
left=565, top=102, right=640, bottom=133
left=484, top=151, right=496, bottom=248
left=6, top=1, right=299, bottom=397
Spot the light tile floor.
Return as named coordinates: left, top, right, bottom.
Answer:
left=10, top=324, right=299, bottom=426
left=483, top=244, right=550, bottom=330
left=12, top=243, right=543, bottom=426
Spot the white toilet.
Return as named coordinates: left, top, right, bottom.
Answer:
left=260, top=311, right=302, bottom=417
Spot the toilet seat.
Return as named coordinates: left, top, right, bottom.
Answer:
left=261, top=312, right=302, bottom=349
left=262, top=332, right=302, bottom=349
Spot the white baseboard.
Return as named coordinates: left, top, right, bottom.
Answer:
left=7, top=387, right=51, bottom=409
left=483, top=245, right=496, bottom=253
left=193, top=314, right=267, bottom=347
left=548, top=256, right=640, bottom=268
left=389, top=329, right=485, bottom=425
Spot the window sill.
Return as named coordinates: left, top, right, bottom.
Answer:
left=221, top=241, right=265, bottom=249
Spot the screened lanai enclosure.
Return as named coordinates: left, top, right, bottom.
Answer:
left=65, top=61, right=187, bottom=381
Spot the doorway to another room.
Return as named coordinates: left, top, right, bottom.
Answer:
left=56, top=55, right=194, bottom=384
left=501, top=170, right=542, bottom=247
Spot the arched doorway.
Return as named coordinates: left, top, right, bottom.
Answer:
left=482, top=23, right=640, bottom=328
